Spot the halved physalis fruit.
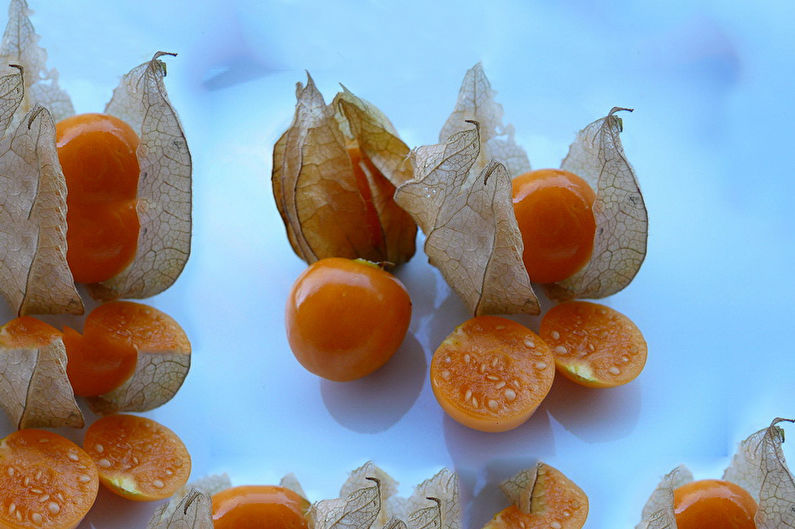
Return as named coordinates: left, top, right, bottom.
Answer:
left=62, top=324, right=137, bottom=398
left=75, top=301, right=191, bottom=414
left=539, top=301, right=647, bottom=388
left=0, top=429, right=99, bottom=529
left=272, top=75, right=416, bottom=267
left=212, top=485, right=310, bottom=529
left=638, top=419, right=794, bottom=529
left=485, top=463, right=588, bottom=529
left=430, top=316, right=554, bottom=432
left=0, top=316, right=83, bottom=429
left=83, top=414, right=190, bottom=501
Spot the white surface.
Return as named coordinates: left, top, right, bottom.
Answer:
left=0, top=1, right=793, bottom=528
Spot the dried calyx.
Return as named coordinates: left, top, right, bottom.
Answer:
left=272, top=74, right=416, bottom=268
left=164, top=462, right=461, bottom=529
left=0, top=0, right=191, bottom=316
left=0, top=303, right=191, bottom=429
left=162, top=461, right=589, bottom=529
left=397, top=63, right=647, bottom=315
left=637, top=418, right=795, bottom=529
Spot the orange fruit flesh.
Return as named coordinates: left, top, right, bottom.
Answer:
left=212, top=485, right=310, bottom=529
left=674, top=479, right=757, bottom=529
left=430, top=316, right=555, bottom=432
left=83, top=414, right=190, bottom=501
left=0, top=317, right=61, bottom=348
left=56, top=113, right=140, bottom=284
left=540, top=301, right=647, bottom=388
left=84, top=301, right=191, bottom=352
left=62, top=326, right=137, bottom=397
left=63, top=301, right=186, bottom=397
left=484, top=463, right=588, bottom=529
left=0, top=429, right=99, bottom=529
left=512, top=169, right=596, bottom=284
left=286, top=258, right=411, bottom=382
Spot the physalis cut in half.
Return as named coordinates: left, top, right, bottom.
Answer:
left=0, top=301, right=191, bottom=429
left=394, top=63, right=647, bottom=315
left=0, top=0, right=191, bottom=317
left=637, top=418, right=795, bottom=529
left=272, top=74, right=417, bottom=268
left=486, top=463, right=588, bottom=529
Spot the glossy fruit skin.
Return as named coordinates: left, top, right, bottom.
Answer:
left=285, top=258, right=411, bottom=382
left=512, top=169, right=596, bottom=284
left=56, top=113, right=140, bottom=284
left=674, top=479, right=757, bottom=529
left=212, top=485, right=310, bottom=529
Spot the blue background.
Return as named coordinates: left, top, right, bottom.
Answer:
left=1, top=1, right=792, bottom=528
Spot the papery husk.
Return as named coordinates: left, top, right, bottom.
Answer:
left=272, top=74, right=416, bottom=268
left=395, top=122, right=539, bottom=315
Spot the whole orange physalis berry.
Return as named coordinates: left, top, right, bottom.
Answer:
left=56, top=113, right=140, bottom=284
left=512, top=168, right=596, bottom=284
left=673, top=479, right=757, bottom=529
left=212, top=485, right=310, bottom=529
left=285, top=257, right=411, bottom=381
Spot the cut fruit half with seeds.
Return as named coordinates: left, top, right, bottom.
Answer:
left=430, top=316, right=554, bottom=432
left=83, top=414, right=190, bottom=501
left=0, top=429, right=98, bottom=529
left=540, top=301, right=646, bottom=388
left=486, top=463, right=588, bottom=529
